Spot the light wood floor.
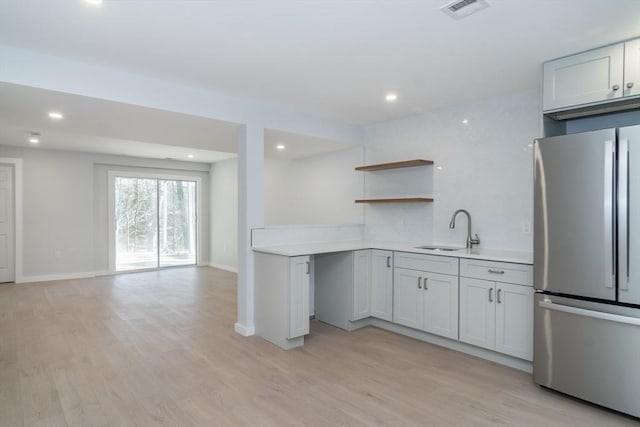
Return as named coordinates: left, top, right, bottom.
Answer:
left=0, top=267, right=638, bottom=426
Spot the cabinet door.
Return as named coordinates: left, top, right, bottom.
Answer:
left=393, top=267, right=423, bottom=330
left=459, top=277, right=495, bottom=350
left=423, top=272, right=459, bottom=340
left=352, top=250, right=371, bottom=321
left=543, top=43, right=624, bottom=111
left=289, top=256, right=310, bottom=339
left=371, top=250, right=393, bottom=321
left=625, top=39, right=640, bottom=98
left=495, top=283, right=534, bottom=361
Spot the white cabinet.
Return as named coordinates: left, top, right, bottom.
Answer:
left=495, top=282, right=534, bottom=359
left=351, top=249, right=393, bottom=322
left=393, top=266, right=459, bottom=340
left=371, top=250, right=393, bottom=321
left=459, top=277, right=496, bottom=350
left=393, top=267, right=423, bottom=329
left=255, top=253, right=310, bottom=349
left=423, top=272, right=458, bottom=340
left=543, top=39, right=640, bottom=112
left=289, top=256, right=311, bottom=339
left=459, top=259, right=534, bottom=361
left=625, top=39, right=640, bottom=98
left=352, top=250, right=372, bottom=321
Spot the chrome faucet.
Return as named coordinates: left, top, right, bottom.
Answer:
left=449, top=209, right=480, bottom=249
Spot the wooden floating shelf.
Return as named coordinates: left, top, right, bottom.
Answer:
left=355, top=159, right=433, bottom=171
left=355, top=197, right=434, bottom=204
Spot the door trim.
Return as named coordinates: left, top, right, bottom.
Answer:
left=0, top=158, right=22, bottom=283
left=107, top=170, right=203, bottom=273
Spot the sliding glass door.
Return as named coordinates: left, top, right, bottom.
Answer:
left=115, top=177, right=196, bottom=272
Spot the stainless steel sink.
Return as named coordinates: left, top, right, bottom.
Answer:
left=414, top=245, right=464, bottom=252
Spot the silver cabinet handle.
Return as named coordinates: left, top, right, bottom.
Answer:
left=418, top=277, right=422, bottom=289
left=488, top=287, right=493, bottom=302
left=488, top=269, right=505, bottom=275
left=386, top=256, right=391, bottom=268
left=497, top=288, right=502, bottom=304
left=424, top=277, right=429, bottom=290
left=627, top=82, right=634, bottom=89
left=613, top=84, right=620, bottom=91
left=306, top=261, right=310, bottom=275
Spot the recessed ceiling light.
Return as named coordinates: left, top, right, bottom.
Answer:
left=462, top=118, right=469, bottom=125
left=187, top=154, right=194, bottom=159
left=48, top=111, right=64, bottom=120
left=276, top=144, right=285, bottom=151
left=85, top=0, right=103, bottom=5
left=28, top=132, right=40, bottom=144
left=385, top=93, right=398, bottom=102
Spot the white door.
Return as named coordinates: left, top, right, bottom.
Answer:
left=624, top=39, right=640, bottom=98
left=289, top=256, right=310, bottom=339
left=423, top=272, right=458, bottom=340
left=393, top=267, right=423, bottom=330
left=459, top=277, right=495, bottom=350
left=543, top=43, right=624, bottom=111
left=352, top=250, right=371, bottom=321
left=0, top=166, right=14, bottom=283
left=371, top=250, right=393, bottom=321
left=495, top=283, right=534, bottom=361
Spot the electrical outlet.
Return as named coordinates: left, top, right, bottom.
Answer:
left=520, top=221, right=531, bottom=235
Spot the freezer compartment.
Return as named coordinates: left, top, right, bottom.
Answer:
left=534, top=293, right=640, bottom=418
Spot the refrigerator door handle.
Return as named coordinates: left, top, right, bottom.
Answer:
left=538, top=300, right=640, bottom=326
left=603, top=140, right=615, bottom=289
left=619, top=139, right=630, bottom=292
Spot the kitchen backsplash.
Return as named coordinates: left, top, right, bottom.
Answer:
left=363, top=89, right=540, bottom=252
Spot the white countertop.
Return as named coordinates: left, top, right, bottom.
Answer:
left=253, top=240, right=533, bottom=264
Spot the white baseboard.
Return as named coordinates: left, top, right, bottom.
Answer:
left=93, top=270, right=110, bottom=277
left=368, top=318, right=533, bottom=373
left=209, top=262, right=238, bottom=273
left=17, top=271, right=98, bottom=284
left=234, top=322, right=255, bottom=336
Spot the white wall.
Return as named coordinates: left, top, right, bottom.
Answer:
left=209, top=158, right=238, bottom=271
left=0, top=145, right=210, bottom=281
left=264, top=146, right=365, bottom=225
left=363, top=90, right=541, bottom=251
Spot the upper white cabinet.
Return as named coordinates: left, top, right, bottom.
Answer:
left=543, top=39, right=640, bottom=113
left=543, top=43, right=624, bottom=112
left=371, top=250, right=393, bottom=322
left=625, top=39, right=640, bottom=98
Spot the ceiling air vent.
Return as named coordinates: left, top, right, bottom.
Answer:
left=441, top=0, right=491, bottom=20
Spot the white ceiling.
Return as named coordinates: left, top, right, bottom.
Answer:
left=1, top=0, right=639, bottom=124
left=264, top=129, right=357, bottom=160
left=0, top=83, right=354, bottom=161
left=0, top=83, right=239, bottom=162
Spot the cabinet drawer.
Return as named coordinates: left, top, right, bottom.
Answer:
left=394, top=252, right=458, bottom=275
left=460, top=259, right=532, bottom=286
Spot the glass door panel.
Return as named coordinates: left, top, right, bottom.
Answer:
left=115, top=177, right=158, bottom=271
left=158, top=180, right=197, bottom=267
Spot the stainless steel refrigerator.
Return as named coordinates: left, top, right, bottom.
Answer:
left=534, top=125, right=640, bottom=418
